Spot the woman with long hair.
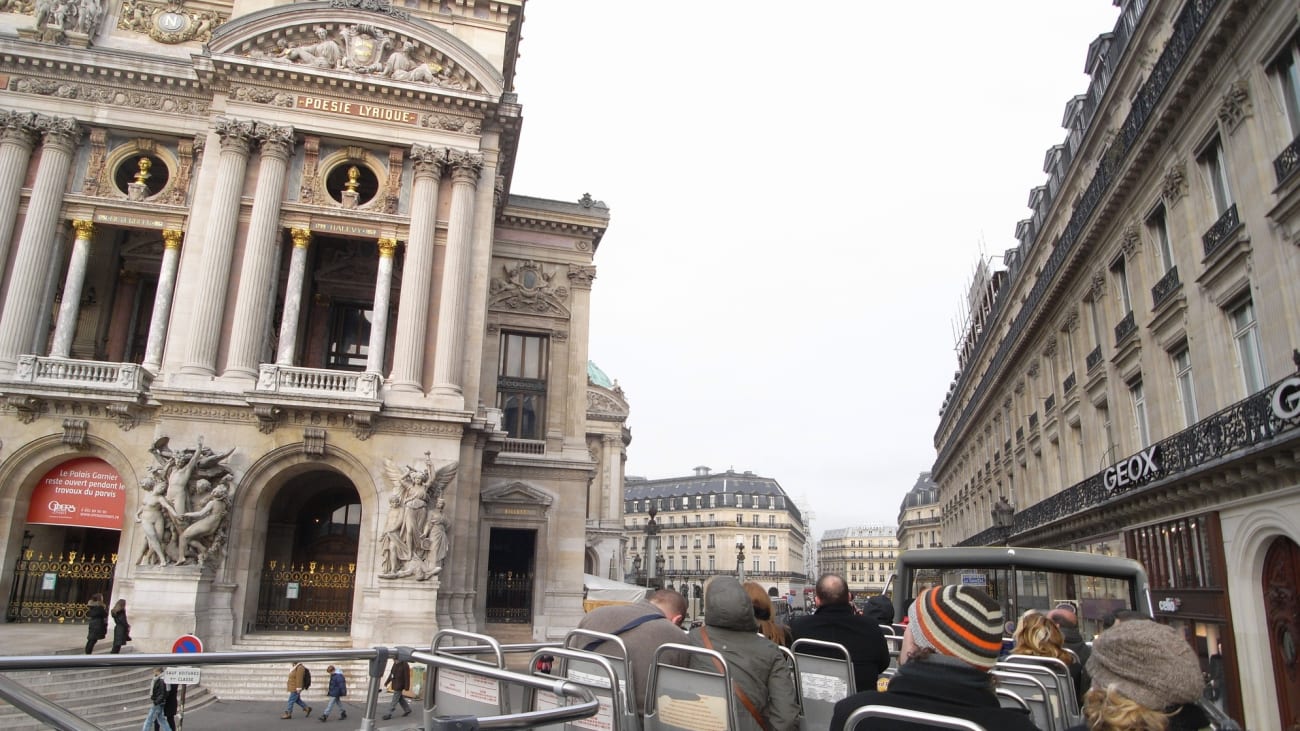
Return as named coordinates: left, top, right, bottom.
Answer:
left=1074, top=620, right=1205, bottom=731
left=110, top=598, right=130, bottom=653
left=743, top=581, right=792, bottom=647
left=84, top=593, right=107, bottom=654
left=1012, top=608, right=1080, bottom=696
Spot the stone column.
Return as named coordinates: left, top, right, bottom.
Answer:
left=564, top=266, right=596, bottom=450
left=389, top=145, right=446, bottom=391
left=48, top=220, right=95, bottom=358
left=142, top=229, right=184, bottom=372
left=0, top=111, right=39, bottom=284
left=457, top=131, right=501, bottom=411
left=365, top=237, right=397, bottom=375
left=224, top=124, right=294, bottom=379
left=275, top=227, right=312, bottom=365
left=430, top=151, right=482, bottom=408
left=0, top=116, right=80, bottom=370
left=181, top=117, right=255, bottom=377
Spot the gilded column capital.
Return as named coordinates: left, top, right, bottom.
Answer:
left=567, top=265, right=596, bottom=289
left=290, top=228, right=312, bottom=249
left=448, top=150, right=483, bottom=184
left=377, top=237, right=398, bottom=258
left=256, top=122, right=296, bottom=160
left=213, top=116, right=256, bottom=153
left=163, top=229, right=184, bottom=250
left=72, top=219, right=94, bottom=240
left=410, top=144, right=448, bottom=179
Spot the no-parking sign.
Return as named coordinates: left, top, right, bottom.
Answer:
left=172, top=634, right=203, bottom=653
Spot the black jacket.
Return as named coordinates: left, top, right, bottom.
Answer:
left=112, top=609, right=130, bottom=645
left=830, top=657, right=1039, bottom=731
left=150, top=677, right=168, bottom=706
left=789, top=603, right=890, bottom=692
left=86, top=602, right=108, bottom=640
left=1058, top=623, right=1091, bottom=699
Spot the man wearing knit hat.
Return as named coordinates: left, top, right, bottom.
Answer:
left=829, top=585, right=1038, bottom=731
left=1080, top=619, right=1207, bottom=729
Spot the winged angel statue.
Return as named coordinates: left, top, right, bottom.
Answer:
left=378, top=454, right=458, bottom=580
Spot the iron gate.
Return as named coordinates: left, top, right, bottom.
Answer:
left=485, top=570, right=532, bottom=623
left=254, top=560, right=355, bottom=632
left=6, top=551, right=117, bottom=623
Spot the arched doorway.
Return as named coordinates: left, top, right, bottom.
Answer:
left=254, top=469, right=360, bottom=633
left=1263, top=535, right=1300, bottom=730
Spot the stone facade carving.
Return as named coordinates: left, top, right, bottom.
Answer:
left=1217, top=79, right=1252, bottom=133
left=137, top=436, right=237, bottom=567
left=1063, top=307, right=1080, bottom=333
left=378, top=455, right=458, bottom=580
left=1121, top=225, right=1141, bottom=258
left=1043, top=335, right=1058, bottom=359
left=10, top=77, right=209, bottom=114
left=21, top=0, right=105, bottom=45
left=118, top=0, right=224, bottom=44
left=421, top=114, right=482, bottom=135
left=410, top=144, right=448, bottom=177
left=488, top=260, right=570, bottom=316
left=1161, top=160, right=1187, bottom=206
left=568, top=265, right=596, bottom=289
left=1090, top=269, right=1107, bottom=300
left=258, top=24, right=470, bottom=90
left=231, top=86, right=294, bottom=107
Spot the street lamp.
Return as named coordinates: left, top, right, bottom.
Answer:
left=735, top=534, right=746, bottom=583
left=644, top=505, right=662, bottom=589
left=991, top=496, right=1015, bottom=546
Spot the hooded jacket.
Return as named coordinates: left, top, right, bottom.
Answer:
left=687, top=578, right=800, bottom=731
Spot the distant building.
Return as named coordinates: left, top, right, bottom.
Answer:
left=896, top=472, right=942, bottom=551
left=623, top=466, right=809, bottom=615
left=817, top=524, right=898, bottom=597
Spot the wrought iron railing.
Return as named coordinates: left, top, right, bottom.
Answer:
left=1274, top=134, right=1300, bottom=185
left=1151, top=266, right=1181, bottom=308
left=1063, top=372, right=1077, bottom=394
left=5, top=551, right=117, bottom=623
left=1201, top=203, right=1240, bottom=258
left=1086, top=346, right=1104, bottom=372
left=1029, top=412, right=1039, bottom=430
left=1114, top=310, right=1137, bottom=347
left=1044, top=394, right=1056, bottom=414
left=935, top=0, right=1221, bottom=472
left=12, top=356, right=153, bottom=391
left=485, top=570, right=533, bottom=623
left=254, top=560, right=355, bottom=632
left=959, top=370, right=1300, bottom=547
left=256, top=364, right=381, bottom=399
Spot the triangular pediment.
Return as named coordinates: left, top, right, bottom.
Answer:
left=205, top=2, right=503, bottom=98
left=481, top=481, right=554, bottom=508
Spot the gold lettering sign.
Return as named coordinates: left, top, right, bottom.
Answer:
left=295, top=95, right=419, bottom=125
left=94, top=213, right=169, bottom=229
left=310, top=222, right=380, bottom=237
left=500, top=508, right=535, bottom=516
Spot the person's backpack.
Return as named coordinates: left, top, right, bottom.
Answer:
left=301, top=666, right=312, bottom=690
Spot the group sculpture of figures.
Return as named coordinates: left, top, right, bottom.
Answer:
left=136, top=437, right=237, bottom=568
left=270, top=24, right=467, bottom=88
left=378, top=454, right=457, bottom=581
left=28, top=0, right=103, bottom=35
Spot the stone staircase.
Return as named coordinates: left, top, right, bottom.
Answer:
left=0, top=663, right=216, bottom=731
left=194, top=633, right=372, bottom=702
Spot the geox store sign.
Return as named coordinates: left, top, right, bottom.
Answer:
left=1105, top=446, right=1160, bottom=495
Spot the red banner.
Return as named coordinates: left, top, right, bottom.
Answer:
left=26, top=457, right=126, bottom=529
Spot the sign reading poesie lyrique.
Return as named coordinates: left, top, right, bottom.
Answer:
left=296, top=95, right=419, bottom=125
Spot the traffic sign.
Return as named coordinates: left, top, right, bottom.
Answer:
left=163, top=666, right=201, bottom=685
left=172, top=634, right=203, bottom=653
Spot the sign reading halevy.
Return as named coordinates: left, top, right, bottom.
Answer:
left=296, top=95, right=419, bottom=125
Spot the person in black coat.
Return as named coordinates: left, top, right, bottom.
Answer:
left=830, top=585, right=1038, bottom=731
left=84, top=593, right=108, bottom=654
left=788, top=574, right=890, bottom=691
left=153, top=683, right=179, bottom=731
left=110, top=598, right=131, bottom=653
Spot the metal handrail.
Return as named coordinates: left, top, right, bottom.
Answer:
left=0, top=646, right=598, bottom=731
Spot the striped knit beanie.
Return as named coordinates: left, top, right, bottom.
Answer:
left=908, top=585, right=1004, bottom=670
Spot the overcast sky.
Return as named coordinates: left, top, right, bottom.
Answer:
left=508, top=2, right=1121, bottom=541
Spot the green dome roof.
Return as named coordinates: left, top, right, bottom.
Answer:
left=587, top=360, right=614, bottom=389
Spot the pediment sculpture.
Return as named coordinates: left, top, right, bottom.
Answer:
left=250, top=24, right=469, bottom=90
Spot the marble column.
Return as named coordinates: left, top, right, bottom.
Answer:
left=181, top=117, right=255, bottom=377
left=142, top=229, right=184, bottom=372
left=275, top=227, right=312, bottom=365
left=456, top=131, right=500, bottom=410
left=0, top=111, right=40, bottom=287
left=224, top=124, right=294, bottom=379
left=0, top=116, right=80, bottom=370
left=564, top=265, right=596, bottom=449
left=365, top=237, right=397, bottom=375
left=389, top=145, right=446, bottom=391
left=430, top=151, right=482, bottom=407
left=49, top=219, right=95, bottom=358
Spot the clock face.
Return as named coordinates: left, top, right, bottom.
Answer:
left=157, top=12, right=186, bottom=32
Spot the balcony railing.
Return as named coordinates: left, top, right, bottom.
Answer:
left=1086, top=346, right=1104, bottom=372
left=1114, top=311, right=1137, bottom=347
left=501, top=438, right=545, bottom=455
left=1151, top=266, right=1181, bottom=309
left=1275, top=134, right=1300, bottom=185
left=256, top=364, right=380, bottom=399
left=1044, top=394, right=1056, bottom=415
left=12, top=356, right=153, bottom=392
left=1063, top=372, right=1077, bottom=394
left=1201, top=203, right=1240, bottom=258
left=1028, top=412, right=1039, bottom=430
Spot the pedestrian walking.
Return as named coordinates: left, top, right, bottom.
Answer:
left=141, top=668, right=173, bottom=731
left=381, top=658, right=411, bottom=720
left=319, top=665, right=348, bottom=722
left=110, top=598, right=131, bottom=653
left=282, top=661, right=312, bottom=719
left=84, top=593, right=108, bottom=654
left=153, top=682, right=178, bottom=731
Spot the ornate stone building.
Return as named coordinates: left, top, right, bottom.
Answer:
left=0, top=0, right=629, bottom=655
left=895, top=472, right=941, bottom=552
left=816, top=524, right=897, bottom=598
left=932, top=0, right=1300, bottom=726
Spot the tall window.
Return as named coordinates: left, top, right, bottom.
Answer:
left=1129, top=379, right=1150, bottom=447
left=1229, top=298, right=1266, bottom=394
left=1172, top=346, right=1198, bottom=427
left=497, top=332, right=548, bottom=439
left=1199, top=135, right=1233, bottom=214
left=708, top=555, right=715, bottom=571
left=1148, top=204, right=1175, bottom=272
left=326, top=302, right=372, bottom=370
left=1111, top=256, right=1133, bottom=315
left=1271, top=36, right=1300, bottom=135
left=1087, top=297, right=1105, bottom=351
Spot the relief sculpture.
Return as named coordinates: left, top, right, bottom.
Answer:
left=260, top=24, right=468, bottom=90
left=378, top=454, right=458, bottom=581
left=136, top=436, right=237, bottom=567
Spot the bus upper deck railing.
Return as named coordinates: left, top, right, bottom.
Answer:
left=0, top=645, right=598, bottom=731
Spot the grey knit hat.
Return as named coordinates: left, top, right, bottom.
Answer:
left=1087, top=620, right=1204, bottom=710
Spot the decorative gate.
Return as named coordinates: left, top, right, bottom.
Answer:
left=485, top=570, right=533, bottom=623
left=254, top=560, right=355, bottom=632
left=6, top=551, right=117, bottom=623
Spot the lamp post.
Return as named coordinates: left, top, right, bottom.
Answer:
left=644, top=505, right=661, bottom=589
left=735, top=533, right=746, bottom=583
left=991, top=496, right=1015, bottom=546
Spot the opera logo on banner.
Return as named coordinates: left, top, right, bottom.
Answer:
left=26, top=457, right=126, bottom=530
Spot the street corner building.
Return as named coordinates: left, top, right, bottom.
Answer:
left=931, top=0, right=1300, bottom=728
left=0, top=0, right=634, bottom=671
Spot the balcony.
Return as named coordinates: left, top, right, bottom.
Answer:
left=256, top=364, right=381, bottom=400
left=1044, top=394, right=1056, bottom=414
left=501, top=438, right=545, bottom=455
left=1028, top=412, right=1039, bottom=430
left=1201, top=204, right=1240, bottom=258
left=1275, top=134, right=1300, bottom=185
left=12, top=355, right=153, bottom=393
left=1113, top=311, right=1137, bottom=347
left=1151, top=266, right=1181, bottom=309
left=1063, top=372, right=1077, bottom=394
left=1086, top=346, right=1104, bottom=372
